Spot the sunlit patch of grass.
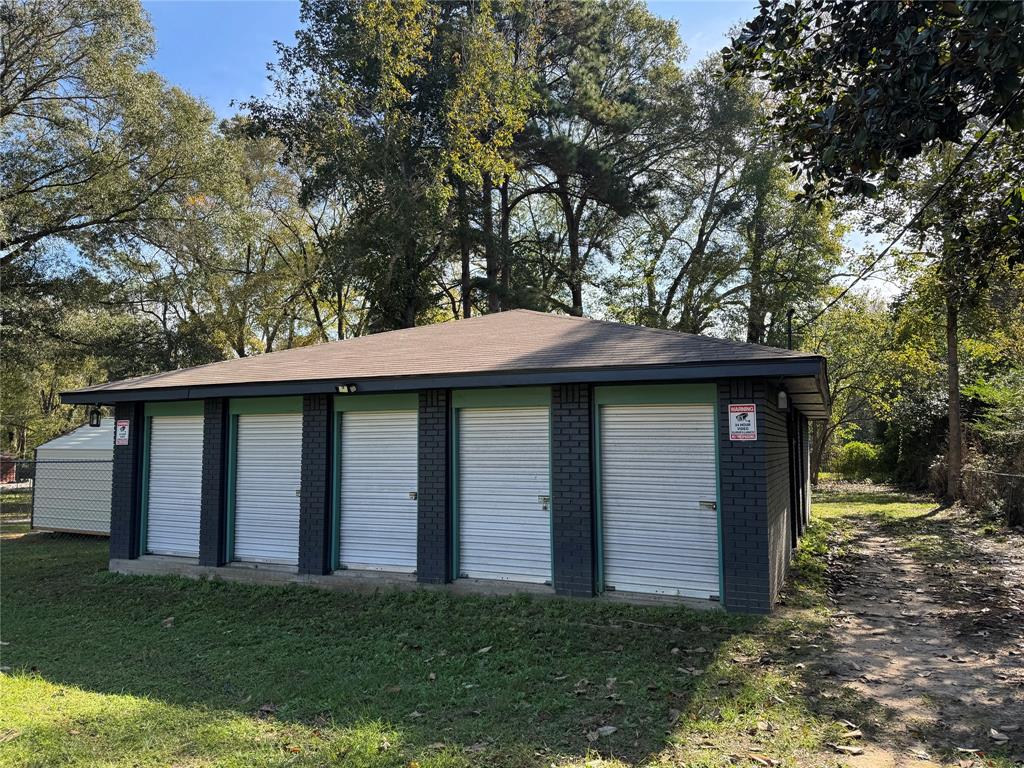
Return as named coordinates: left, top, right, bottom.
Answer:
left=0, top=492, right=918, bottom=768
left=0, top=674, right=458, bottom=768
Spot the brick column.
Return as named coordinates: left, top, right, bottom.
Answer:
left=717, top=380, right=771, bottom=613
left=718, top=379, right=795, bottom=614
left=110, top=401, right=144, bottom=561
left=198, top=398, right=228, bottom=566
left=417, top=389, right=451, bottom=583
left=298, top=394, right=333, bottom=575
left=550, top=384, right=595, bottom=597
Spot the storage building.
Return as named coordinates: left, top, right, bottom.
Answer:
left=61, top=311, right=826, bottom=612
left=32, top=419, right=114, bottom=535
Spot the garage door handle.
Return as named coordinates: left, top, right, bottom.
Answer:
left=408, top=491, right=418, bottom=501
left=538, top=495, right=549, bottom=511
left=699, top=500, right=717, bottom=511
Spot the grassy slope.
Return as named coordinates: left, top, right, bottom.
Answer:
left=0, top=489, right=928, bottom=768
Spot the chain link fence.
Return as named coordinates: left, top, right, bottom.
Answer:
left=0, top=459, right=113, bottom=537
left=962, top=467, right=1024, bottom=527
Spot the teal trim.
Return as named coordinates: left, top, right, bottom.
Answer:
left=330, top=412, right=341, bottom=570
left=229, top=396, right=302, bottom=415
left=591, top=386, right=720, bottom=596
left=451, top=387, right=550, bottom=409
left=714, top=399, right=725, bottom=602
left=144, top=401, right=203, bottom=418
left=224, top=414, right=238, bottom=561
left=594, top=383, right=716, bottom=406
left=224, top=396, right=300, bottom=562
left=138, top=415, right=152, bottom=555
left=450, top=386, right=553, bottom=582
left=333, top=393, right=417, bottom=412
left=138, top=402, right=203, bottom=555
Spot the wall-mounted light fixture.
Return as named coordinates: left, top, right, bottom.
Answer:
left=777, top=390, right=789, bottom=411
left=88, top=406, right=102, bottom=428
left=336, top=383, right=358, bottom=394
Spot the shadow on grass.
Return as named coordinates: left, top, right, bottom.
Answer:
left=1, top=533, right=762, bottom=766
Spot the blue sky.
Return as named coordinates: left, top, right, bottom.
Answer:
left=142, top=0, right=758, bottom=118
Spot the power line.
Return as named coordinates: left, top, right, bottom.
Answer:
left=796, top=84, right=1024, bottom=332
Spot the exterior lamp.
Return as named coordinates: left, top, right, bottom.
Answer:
left=777, top=391, right=789, bottom=412
left=88, top=407, right=102, bottom=428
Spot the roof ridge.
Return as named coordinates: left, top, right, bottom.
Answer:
left=510, top=309, right=806, bottom=356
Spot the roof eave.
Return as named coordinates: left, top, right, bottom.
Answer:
left=61, top=357, right=828, bottom=408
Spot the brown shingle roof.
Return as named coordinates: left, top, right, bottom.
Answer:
left=64, top=310, right=824, bottom=399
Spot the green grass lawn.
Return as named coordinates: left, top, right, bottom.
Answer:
left=0, top=496, right=907, bottom=768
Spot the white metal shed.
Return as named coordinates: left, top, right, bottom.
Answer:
left=32, top=419, right=113, bottom=535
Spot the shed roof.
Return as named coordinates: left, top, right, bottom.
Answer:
left=62, top=311, right=829, bottom=417
left=37, top=419, right=114, bottom=452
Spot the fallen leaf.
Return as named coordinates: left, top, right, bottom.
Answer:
left=587, top=725, right=617, bottom=740
left=427, top=672, right=436, bottom=682
left=286, top=745, right=300, bottom=753
left=476, top=646, right=492, bottom=654
left=161, top=616, right=174, bottom=628
left=0, top=729, right=21, bottom=743
left=989, top=728, right=1009, bottom=743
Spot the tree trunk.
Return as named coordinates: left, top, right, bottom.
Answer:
left=337, top=284, right=345, bottom=339
left=746, top=219, right=766, bottom=344
left=498, top=178, right=511, bottom=310
left=810, top=421, right=830, bottom=486
left=482, top=173, right=499, bottom=313
left=946, top=295, right=962, bottom=502
left=555, top=178, right=584, bottom=316
left=458, top=181, right=472, bottom=319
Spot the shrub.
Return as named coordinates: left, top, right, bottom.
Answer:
left=833, top=441, right=882, bottom=481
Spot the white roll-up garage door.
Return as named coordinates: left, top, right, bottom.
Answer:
left=233, top=412, right=302, bottom=565
left=600, top=404, right=719, bottom=598
left=338, top=409, right=418, bottom=571
left=146, top=415, right=204, bottom=557
left=458, top=407, right=550, bottom=583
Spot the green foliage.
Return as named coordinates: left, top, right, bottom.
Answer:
left=724, top=0, right=1024, bottom=198
left=832, top=441, right=882, bottom=481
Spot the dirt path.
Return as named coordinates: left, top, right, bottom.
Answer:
left=822, top=504, right=1024, bottom=766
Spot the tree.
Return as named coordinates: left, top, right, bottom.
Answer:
left=724, top=0, right=1024, bottom=197
left=884, top=127, right=1023, bottom=499
left=801, top=296, right=891, bottom=482
left=510, top=0, right=692, bottom=316
left=248, top=0, right=532, bottom=330
left=601, top=62, right=845, bottom=344
left=0, top=0, right=229, bottom=266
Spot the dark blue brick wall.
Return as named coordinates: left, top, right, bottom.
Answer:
left=762, top=388, right=791, bottom=605
left=717, top=380, right=797, bottom=613
left=198, top=398, right=228, bottom=566
left=299, top=394, right=333, bottom=575
left=417, top=389, right=451, bottom=583
left=110, top=401, right=143, bottom=561
left=551, top=384, right=595, bottom=597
